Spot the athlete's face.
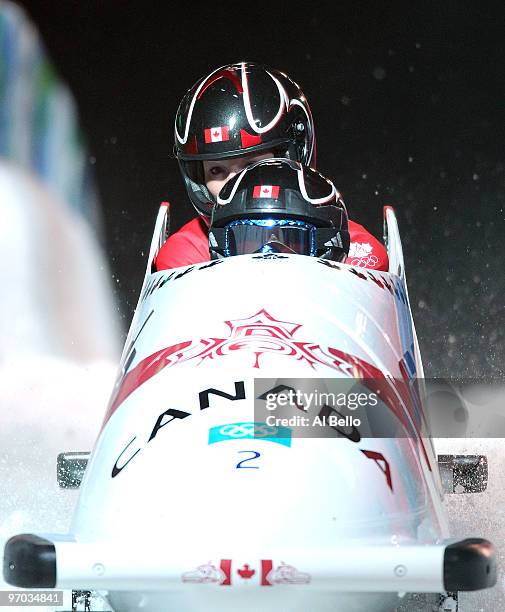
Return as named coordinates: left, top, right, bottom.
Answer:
left=203, top=151, right=274, bottom=198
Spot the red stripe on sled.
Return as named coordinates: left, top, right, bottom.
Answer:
left=103, top=341, right=193, bottom=425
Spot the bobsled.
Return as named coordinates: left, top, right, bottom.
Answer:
left=3, top=205, right=496, bottom=612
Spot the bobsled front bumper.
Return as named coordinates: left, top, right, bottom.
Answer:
left=3, top=534, right=496, bottom=593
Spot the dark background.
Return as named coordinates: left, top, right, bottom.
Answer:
left=19, top=1, right=505, bottom=377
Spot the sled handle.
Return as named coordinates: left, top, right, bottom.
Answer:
left=383, top=205, right=404, bottom=278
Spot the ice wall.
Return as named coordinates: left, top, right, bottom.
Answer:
left=0, top=0, right=98, bottom=224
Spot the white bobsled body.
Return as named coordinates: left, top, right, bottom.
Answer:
left=67, top=208, right=444, bottom=611
left=4, top=207, right=495, bottom=611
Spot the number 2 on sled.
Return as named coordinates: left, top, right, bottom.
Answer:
left=236, top=450, right=261, bottom=469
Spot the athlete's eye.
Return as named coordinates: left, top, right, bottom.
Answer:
left=209, top=166, right=225, bottom=177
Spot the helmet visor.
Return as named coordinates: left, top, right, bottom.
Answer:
left=223, top=219, right=316, bottom=257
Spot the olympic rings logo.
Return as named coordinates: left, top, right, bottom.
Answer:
left=218, top=422, right=279, bottom=438
left=350, top=254, right=379, bottom=268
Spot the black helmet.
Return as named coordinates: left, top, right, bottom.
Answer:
left=174, top=62, right=315, bottom=221
left=208, top=159, right=349, bottom=262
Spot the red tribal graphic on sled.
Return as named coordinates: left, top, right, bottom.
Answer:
left=105, top=308, right=425, bottom=454
left=106, top=308, right=384, bottom=418
left=104, top=308, right=431, bottom=467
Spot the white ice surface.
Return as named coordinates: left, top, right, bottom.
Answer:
left=0, top=357, right=116, bottom=611
left=0, top=159, right=121, bottom=610
left=434, top=436, right=505, bottom=612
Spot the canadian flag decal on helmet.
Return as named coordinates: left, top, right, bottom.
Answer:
left=253, top=185, right=280, bottom=199
left=204, top=127, right=230, bottom=143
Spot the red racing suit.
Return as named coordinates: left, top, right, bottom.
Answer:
left=154, top=217, right=389, bottom=271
